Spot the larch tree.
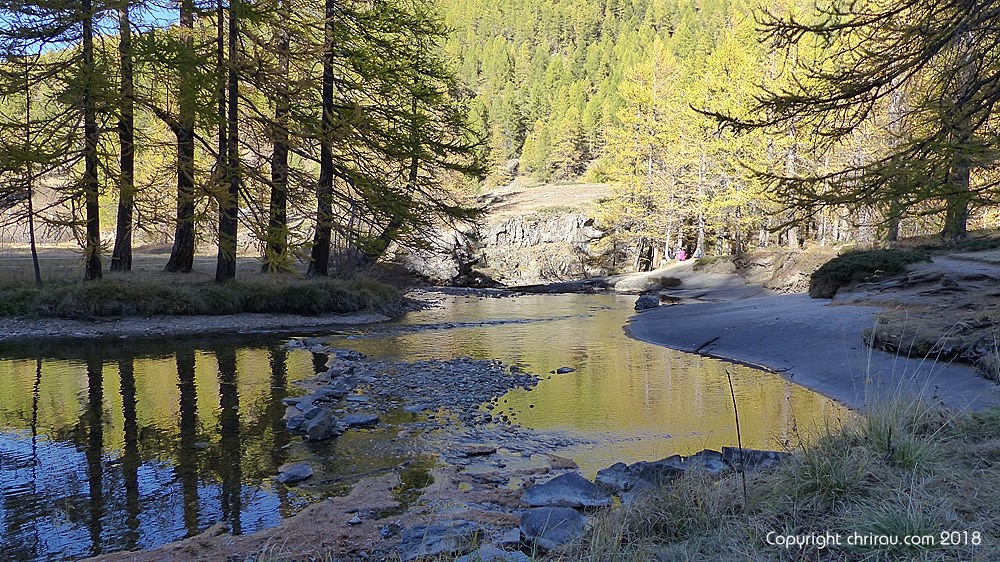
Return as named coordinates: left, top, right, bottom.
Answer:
left=0, top=0, right=111, bottom=280
left=215, top=0, right=240, bottom=282
left=163, top=0, right=200, bottom=272
left=110, top=0, right=135, bottom=272
left=706, top=0, right=1000, bottom=240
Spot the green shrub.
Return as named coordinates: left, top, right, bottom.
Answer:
left=808, top=249, right=929, bottom=298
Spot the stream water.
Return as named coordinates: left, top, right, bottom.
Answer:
left=0, top=292, right=849, bottom=561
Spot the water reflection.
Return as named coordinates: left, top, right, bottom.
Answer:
left=85, top=358, right=103, bottom=557
left=0, top=293, right=850, bottom=561
left=323, top=293, right=850, bottom=476
left=176, top=349, right=200, bottom=538
left=217, top=348, right=241, bottom=535
left=0, top=339, right=319, bottom=561
left=119, top=357, right=140, bottom=550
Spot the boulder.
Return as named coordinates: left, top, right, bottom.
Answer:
left=596, top=450, right=730, bottom=493
left=276, top=462, right=313, bottom=485
left=722, top=446, right=790, bottom=471
left=404, top=403, right=434, bottom=414
left=396, top=520, right=479, bottom=562
left=555, top=366, right=576, bottom=374
left=333, top=349, right=367, bottom=361
left=595, top=462, right=646, bottom=493
left=679, top=449, right=729, bottom=476
left=459, top=444, right=498, bottom=457
left=303, top=407, right=340, bottom=440
left=634, top=294, right=660, bottom=310
left=626, top=455, right=687, bottom=486
left=519, top=507, right=585, bottom=550
left=522, top=472, right=612, bottom=509
left=325, top=375, right=357, bottom=398
left=340, top=413, right=380, bottom=429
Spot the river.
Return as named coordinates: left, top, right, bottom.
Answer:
left=0, top=291, right=848, bottom=561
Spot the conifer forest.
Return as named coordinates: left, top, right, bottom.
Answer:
left=1, top=0, right=998, bottom=278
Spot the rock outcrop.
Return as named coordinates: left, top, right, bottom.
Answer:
left=397, top=208, right=608, bottom=286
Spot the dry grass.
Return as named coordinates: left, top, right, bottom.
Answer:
left=560, top=399, right=1000, bottom=562
left=0, top=248, right=402, bottom=318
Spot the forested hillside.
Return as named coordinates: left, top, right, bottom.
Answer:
left=2, top=0, right=999, bottom=281
left=442, top=0, right=1000, bottom=268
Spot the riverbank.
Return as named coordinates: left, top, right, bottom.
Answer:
left=0, top=309, right=393, bottom=342
left=626, top=253, right=1000, bottom=412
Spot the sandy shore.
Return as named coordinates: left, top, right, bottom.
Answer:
left=626, top=262, right=1000, bottom=412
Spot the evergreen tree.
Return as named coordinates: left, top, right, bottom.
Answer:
left=163, top=0, right=200, bottom=272
left=708, top=0, right=1000, bottom=240
left=110, top=0, right=135, bottom=272
left=0, top=0, right=112, bottom=279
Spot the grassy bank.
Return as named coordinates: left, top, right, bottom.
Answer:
left=0, top=275, right=402, bottom=318
left=571, top=400, right=999, bottom=561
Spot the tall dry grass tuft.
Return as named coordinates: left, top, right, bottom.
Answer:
left=573, top=389, right=998, bottom=561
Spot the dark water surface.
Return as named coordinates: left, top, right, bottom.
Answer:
left=0, top=292, right=849, bottom=560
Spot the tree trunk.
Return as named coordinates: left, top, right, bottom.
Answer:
left=216, top=0, right=240, bottom=282
left=694, top=155, right=705, bottom=258
left=308, top=0, right=335, bottom=276
left=941, top=161, right=970, bottom=240
left=165, top=0, right=197, bottom=273
left=886, top=199, right=902, bottom=243
left=111, top=2, right=134, bottom=272
left=940, top=32, right=974, bottom=241
left=264, top=0, right=290, bottom=272
left=82, top=0, right=102, bottom=280
left=784, top=123, right=799, bottom=249
left=23, top=57, right=41, bottom=286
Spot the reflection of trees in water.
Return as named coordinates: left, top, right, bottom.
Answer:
left=119, top=356, right=140, bottom=550
left=268, top=346, right=291, bottom=514
left=0, top=342, right=318, bottom=560
left=176, top=349, right=200, bottom=537
left=85, top=357, right=104, bottom=556
left=216, top=348, right=241, bottom=534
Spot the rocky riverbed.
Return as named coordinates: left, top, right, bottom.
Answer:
left=89, top=335, right=790, bottom=562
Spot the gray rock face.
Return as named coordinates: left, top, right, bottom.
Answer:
left=276, top=462, right=313, bottom=485
left=340, top=412, right=379, bottom=429
left=634, top=294, right=660, bottom=310
left=399, top=212, right=608, bottom=286
left=455, top=545, right=531, bottom=562
left=396, top=520, right=479, bottom=562
left=398, top=228, right=479, bottom=284
left=522, top=472, right=612, bottom=508
left=520, top=507, right=585, bottom=550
